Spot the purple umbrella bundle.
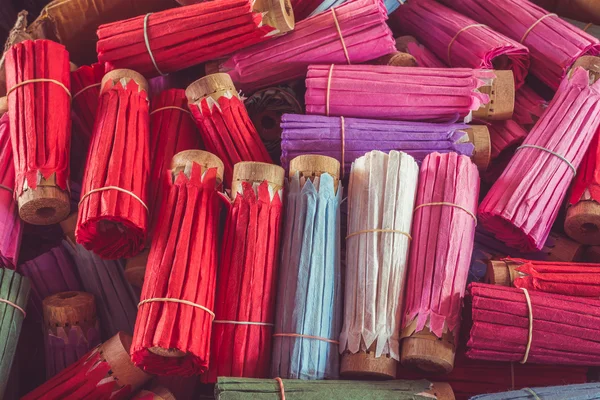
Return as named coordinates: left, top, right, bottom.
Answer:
left=280, top=114, right=491, bottom=176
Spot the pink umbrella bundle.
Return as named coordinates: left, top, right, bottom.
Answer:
left=467, top=283, right=600, bottom=365
left=218, top=0, right=396, bottom=91
left=391, top=0, right=529, bottom=89
left=96, top=0, right=294, bottom=78
left=440, top=0, right=600, bottom=90
left=512, top=85, right=548, bottom=130
left=305, top=64, right=515, bottom=122
left=401, top=152, right=479, bottom=374
left=395, top=36, right=447, bottom=68
left=479, top=65, right=600, bottom=253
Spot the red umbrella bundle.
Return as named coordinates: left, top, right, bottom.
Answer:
left=401, top=152, right=479, bottom=374
left=390, top=0, right=530, bottom=89
left=440, top=0, right=600, bottom=90
left=466, top=282, right=600, bottom=365
left=23, top=331, right=152, bottom=400
left=76, top=69, right=150, bottom=259
left=479, top=62, right=600, bottom=252
left=395, top=36, right=447, bottom=68
left=131, top=150, right=224, bottom=376
left=0, top=111, right=23, bottom=269
left=124, top=89, right=200, bottom=288
left=305, top=65, right=515, bottom=122
left=186, top=74, right=272, bottom=186
left=218, top=0, right=396, bottom=92
left=96, top=0, right=294, bottom=78
left=5, top=39, right=71, bottom=225
left=206, top=162, right=284, bottom=382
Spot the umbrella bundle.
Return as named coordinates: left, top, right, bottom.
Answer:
left=0, top=268, right=30, bottom=399
left=96, top=0, right=294, bottom=78
left=5, top=39, right=72, bottom=225
left=0, top=112, right=23, bottom=269
left=76, top=69, right=150, bottom=259
left=440, top=0, right=600, bottom=90
left=479, top=64, right=600, bottom=252
left=391, top=0, right=529, bottom=89
left=340, top=150, right=418, bottom=379
left=401, top=152, right=479, bottom=374
left=42, top=291, right=101, bottom=378
left=22, top=332, right=152, bottom=400
left=186, top=74, right=272, bottom=186
left=132, top=151, right=224, bottom=376
left=272, top=155, right=342, bottom=380
left=471, top=383, right=600, bottom=400
left=218, top=0, right=396, bottom=92
left=206, top=162, right=284, bottom=382
left=125, top=88, right=200, bottom=288
left=305, top=65, right=515, bottom=122
left=280, top=114, right=491, bottom=175
left=512, top=85, right=548, bottom=131
left=395, top=36, right=447, bottom=68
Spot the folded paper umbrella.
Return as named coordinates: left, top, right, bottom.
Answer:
left=339, top=150, right=418, bottom=379
left=124, top=89, right=200, bottom=288
left=484, top=120, right=529, bottom=182
left=206, top=162, right=284, bottom=382
left=0, top=268, right=30, bottom=399
left=401, top=152, right=479, bottom=374
left=391, top=0, right=530, bottom=89
left=466, top=283, right=600, bottom=365
left=305, top=65, right=515, bottom=122
left=218, top=0, right=396, bottom=92
left=96, top=0, right=294, bottom=78
left=133, top=385, right=176, bottom=400
left=5, top=39, right=71, bottom=225
left=76, top=69, right=150, bottom=259
left=186, top=74, right=272, bottom=186
left=440, top=0, right=600, bottom=90
left=215, top=378, right=455, bottom=400
left=43, top=291, right=101, bottom=378
left=272, top=155, right=342, bottom=379
left=280, top=114, right=491, bottom=176
left=395, top=36, right=447, bottom=68
left=470, top=382, right=600, bottom=400
left=22, top=331, right=152, bottom=400
left=479, top=60, right=600, bottom=252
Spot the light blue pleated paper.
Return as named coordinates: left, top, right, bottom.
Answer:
left=309, top=0, right=404, bottom=17
left=470, top=383, right=600, bottom=399
left=272, top=172, right=342, bottom=380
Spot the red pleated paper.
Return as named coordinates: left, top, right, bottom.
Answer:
left=570, top=129, right=600, bottom=205
left=484, top=120, right=529, bottom=182
left=131, top=160, right=222, bottom=376
left=205, top=181, right=283, bottom=382
left=76, top=74, right=150, bottom=259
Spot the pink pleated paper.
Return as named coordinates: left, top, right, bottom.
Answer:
left=440, top=0, right=600, bottom=90
left=513, top=85, right=548, bottom=130
left=391, top=0, right=529, bottom=89
left=219, top=0, right=396, bottom=91
left=395, top=36, right=447, bottom=68
left=479, top=67, right=600, bottom=252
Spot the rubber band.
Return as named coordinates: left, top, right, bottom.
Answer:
left=447, top=24, right=487, bottom=66
left=0, top=298, right=26, bottom=317
left=144, top=13, right=167, bottom=77
left=73, top=83, right=101, bottom=100
left=520, top=288, right=533, bottom=364
left=138, top=298, right=215, bottom=320
left=213, top=320, right=274, bottom=326
left=523, top=387, right=541, bottom=400
left=275, top=377, right=286, bottom=400
left=0, top=184, right=13, bottom=194
left=516, top=144, right=576, bottom=176
left=7, top=79, right=71, bottom=99
left=520, top=13, right=557, bottom=44
left=326, top=64, right=334, bottom=116
left=331, top=8, right=351, bottom=65
left=584, top=22, right=594, bottom=32
left=272, top=333, right=340, bottom=344
left=79, top=186, right=148, bottom=212
left=346, top=228, right=412, bottom=241
left=340, top=116, right=345, bottom=178
left=150, top=106, right=191, bottom=115
left=414, top=202, right=477, bottom=225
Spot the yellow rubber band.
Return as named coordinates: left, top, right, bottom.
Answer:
left=331, top=8, right=351, bottom=65
left=79, top=186, right=148, bottom=212
left=520, top=13, right=557, bottom=44
left=73, top=83, right=101, bottom=100
left=138, top=298, right=215, bottom=320
left=150, top=106, right=191, bottom=115
left=447, top=24, right=487, bottom=66
left=0, top=298, right=26, bottom=317
left=520, top=288, right=533, bottom=364
left=7, top=79, right=71, bottom=99
left=414, top=202, right=477, bottom=225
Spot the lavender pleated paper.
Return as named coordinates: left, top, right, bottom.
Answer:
left=470, top=382, right=600, bottom=400
left=272, top=172, right=342, bottom=380
left=280, top=114, right=475, bottom=176
left=63, top=240, right=138, bottom=339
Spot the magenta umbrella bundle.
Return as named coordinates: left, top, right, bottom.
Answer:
left=395, top=36, right=447, bottom=68
left=479, top=66, right=600, bottom=252
left=219, top=0, right=396, bottom=91
left=305, top=64, right=514, bottom=122
left=440, top=0, right=600, bottom=90
left=391, top=0, right=529, bottom=89
left=467, top=283, right=600, bottom=365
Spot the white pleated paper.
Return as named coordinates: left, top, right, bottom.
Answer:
left=339, top=150, right=418, bottom=361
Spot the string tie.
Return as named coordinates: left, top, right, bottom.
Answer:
left=138, top=298, right=215, bottom=320
left=520, top=13, right=557, bottom=44
left=447, top=24, right=487, bottom=66
left=346, top=228, right=412, bottom=241
left=0, top=298, right=26, bottom=317
left=79, top=186, right=149, bottom=213
left=520, top=288, right=533, bottom=364
left=275, top=377, right=286, bottom=400
left=150, top=106, right=191, bottom=115
left=213, top=320, right=274, bottom=326
left=7, top=79, right=71, bottom=99
left=272, top=333, right=339, bottom=344
left=326, top=64, right=334, bottom=116
left=340, top=116, right=345, bottom=178
left=516, top=144, right=576, bottom=176
left=144, top=13, right=167, bottom=77
left=331, top=8, right=351, bottom=65
left=73, top=83, right=101, bottom=100
left=584, top=22, right=594, bottom=32
left=414, top=202, right=477, bottom=225
left=523, top=387, right=541, bottom=400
